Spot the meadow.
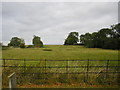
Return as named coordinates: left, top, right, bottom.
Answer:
left=2, top=45, right=119, bottom=88
left=2, top=45, right=118, bottom=60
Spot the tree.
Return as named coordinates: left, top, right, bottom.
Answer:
left=110, top=23, right=120, bottom=49
left=80, top=23, right=120, bottom=50
left=32, top=35, right=43, bottom=47
left=8, top=37, right=25, bottom=48
left=20, top=39, right=25, bottom=48
left=96, top=28, right=112, bottom=48
left=64, top=32, right=79, bottom=45
left=111, top=23, right=120, bottom=38
left=20, top=43, right=25, bottom=48
left=80, top=29, right=114, bottom=48
left=80, top=33, right=94, bottom=48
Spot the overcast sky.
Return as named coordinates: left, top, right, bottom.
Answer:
left=2, top=2, right=118, bottom=45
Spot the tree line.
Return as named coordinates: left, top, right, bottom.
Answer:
left=64, top=23, right=120, bottom=50
left=7, top=35, right=43, bottom=48
left=1, top=23, right=119, bottom=50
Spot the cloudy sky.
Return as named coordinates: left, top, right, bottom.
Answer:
left=2, top=2, right=118, bottom=45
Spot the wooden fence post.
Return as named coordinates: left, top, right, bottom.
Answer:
left=3, top=59, right=5, bottom=70
left=24, top=59, right=26, bottom=74
left=117, top=59, right=120, bottom=86
left=45, top=59, right=46, bottom=74
left=106, top=60, right=109, bottom=79
left=45, top=59, right=47, bottom=80
left=8, top=72, right=16, bottom=89
left=86, top=59, right=89, bottom=82
left=66, top=59, right=69, bottom=79
left=0, top=74, right=2, bottom=90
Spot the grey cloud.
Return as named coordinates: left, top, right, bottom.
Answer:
left=2, top=2, right=118, bottom=45
left=0, top=3, right=2, bottom=41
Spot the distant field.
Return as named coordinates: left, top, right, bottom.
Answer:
left=2, top=45, right=118, bottom=60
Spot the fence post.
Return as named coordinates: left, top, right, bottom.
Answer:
left=8, top=72, right=16, bottom=89
left=45, top=59, right=46, bottom=74
left=3, top=59, right=5, bottom=70
left=24, top=59, right=26, bottom=74
left=66, top=59, right=69, bottom=79
left=45, top=59, right=47, bottom=80
left=117, top=59, right=120, bottom=86
left=106, top=60, right=109, bottom=79
left=86, top=59, right=89, bottom=83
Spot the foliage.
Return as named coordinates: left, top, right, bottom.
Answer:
left=32, top=35, right=43, bottom=47
left=20, top=43, right=25, bottom=48
left=64, top=32, right=79, bottom=45
left=26, top=45, right=34, bottom=48
left=2, top=46, right=9, bottom=50
left=80, top=23, right=120, bottom=49
left=43, top=49, right=52, bottom=51
left=8, top=37, right=25, bottom=48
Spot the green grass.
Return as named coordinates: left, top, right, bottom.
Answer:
left=2, top=45, right=118, bottom=60
left=2, top=45, right=118, bottom=67
left=2, top=45, right=119, bottom=88
left=2, top=45, right=119, bottom=68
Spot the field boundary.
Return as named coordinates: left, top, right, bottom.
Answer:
left=1, top=59, right=120, bottom=86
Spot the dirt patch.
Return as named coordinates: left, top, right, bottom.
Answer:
left=18, top=83, right=118, bottom=88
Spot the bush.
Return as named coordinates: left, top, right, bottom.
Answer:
left=20, top=43, right=25, bottom=48
left=2, top=46, right=9, bottom=50
left=43, top=49, right=52, bottom=51
left=27, top=45, right=33, bottom=48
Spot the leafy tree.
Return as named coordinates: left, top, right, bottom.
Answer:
left=91, top=32, right=98, bottom=48
left=80, top=33, right=94, bottom=47
left=80, top=29, right=114, bottom=48
left=110, top=23, right=120, bottom=49
left=20, top=43, right=25, bottom=48
left=111, top=23, right=120, bottom=37
left=8, top=37, right=25, bottom=48
left=32, top=35, right=43, bottom=47
left=27, top=45, right=33, bottom=48
left=96, top=28, right=113, bottom=48
left=20, top=39, right=25, bottom=48
left=64, top=32, right=79, bottom=45
left=80, top=23, right=120, bottom=50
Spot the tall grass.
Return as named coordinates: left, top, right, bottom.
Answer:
left=2, top=62, right=118, bottom=88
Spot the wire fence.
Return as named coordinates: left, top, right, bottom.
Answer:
left=1, top=59, right=120, bottom=86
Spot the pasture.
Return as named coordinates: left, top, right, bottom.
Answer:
left=2, top=45, right=119, bottom=88
left=2, top=45, right=118, bottom=60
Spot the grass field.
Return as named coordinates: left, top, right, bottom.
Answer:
left=2, top=45, right=119, bottom=88
left=2, top=45, right=118, bottom=60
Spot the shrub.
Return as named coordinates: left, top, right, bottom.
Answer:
left=20, top=43, right=25, bottom=48
left=43, top=49, right=52, bottom=51
left=2, top=46, right=9, bottom=50
left=27, top=45, right=33, bottom=48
